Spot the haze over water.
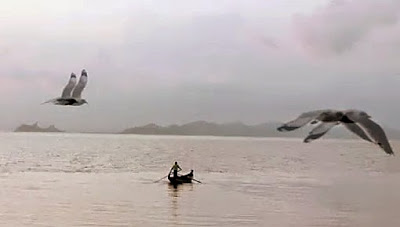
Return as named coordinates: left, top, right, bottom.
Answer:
left=0, top=132, right=399, bottom=226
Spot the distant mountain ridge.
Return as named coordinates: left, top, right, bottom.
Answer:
left=121, top=120, right=400, bottom=139
left=14, top=122, right=64, bottom=133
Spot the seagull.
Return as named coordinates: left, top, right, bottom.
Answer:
left=277, top=109, right=394, bottom=155
left=42, top=69, right=88, bottom=106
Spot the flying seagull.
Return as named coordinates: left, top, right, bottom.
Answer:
left=277, top=109, right=394, bottom=155
left=42, top=69, right=88, bottom=106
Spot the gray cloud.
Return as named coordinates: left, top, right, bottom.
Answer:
left=2, top=0, right=400, bottom=132
left=293, top=0, right=400, bottom=56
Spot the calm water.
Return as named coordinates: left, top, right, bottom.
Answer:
left=0, top=132, right=399, bottom=226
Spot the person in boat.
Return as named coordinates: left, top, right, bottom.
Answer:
left=186, top=170, right=194, bottom=178
left=181, top=169, right=194, bottom=180
left=170, top=161, right=182, bottom=178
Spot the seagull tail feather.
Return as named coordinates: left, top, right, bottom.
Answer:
left=41, top=99, right=55, bottom=105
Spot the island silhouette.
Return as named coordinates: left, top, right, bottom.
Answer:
left=13, top=120, right=400, bottom=140
left=14, top=122, right=64, bottom=133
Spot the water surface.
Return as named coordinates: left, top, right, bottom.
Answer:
left=0, top=132, right=399, bottom=226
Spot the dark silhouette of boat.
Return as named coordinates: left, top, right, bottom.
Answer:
left=168, top=170, right=194, bottom=185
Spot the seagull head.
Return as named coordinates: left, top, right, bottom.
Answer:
left=335, top=111, right=344, bottom=119
left=358, top=111, right=370, bottom=118
left=76, top=99, right=88, bottom=105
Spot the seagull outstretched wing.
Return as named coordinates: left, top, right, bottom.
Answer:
left=277, top=109, right=329, bottom=132
left=303, top=122, right=339, bottom=143
left=61, top=73, right=77, bottom=98
left=355, top=118, right=394, bottom=155
left=345, top=110, right=394, bottom=155
left=72, top=69, right=88, bottom=99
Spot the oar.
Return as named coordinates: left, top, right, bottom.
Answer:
left=192, top=178, right=202, bottom=184
left=153, top=175, right=168, bottom=183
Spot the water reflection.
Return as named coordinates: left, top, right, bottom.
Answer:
left=167, top=183, right=194, bottom=225
left=1, top=133, right=400, bottom=226
left=168, top=184, right=179, bottom=224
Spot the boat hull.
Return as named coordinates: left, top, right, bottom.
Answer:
left=168, top=172, right=193, bottom=185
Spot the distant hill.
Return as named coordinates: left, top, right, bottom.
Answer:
left=14, top=122, right=64, bottom=133
left=120, top=120, right=400, bottom=139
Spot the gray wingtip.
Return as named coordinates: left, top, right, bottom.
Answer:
left=277, top=126, right=290, bottom=132
left=81, top=69, right=87, bottom=76
left=277, top=125, right=298, bottom=132
left=377, top=142, right=395, bottom=156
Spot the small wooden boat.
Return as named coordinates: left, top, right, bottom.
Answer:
left=168, top=171, right=193, bottom=185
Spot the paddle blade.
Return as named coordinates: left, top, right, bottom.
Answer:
left=192, top=179, right=202, bottom=183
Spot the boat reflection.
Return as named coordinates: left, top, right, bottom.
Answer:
left=167, top=182, right=194, bottom=225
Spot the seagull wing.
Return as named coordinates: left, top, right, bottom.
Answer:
left=61, top=73, right=77, bottom=98
left=72, top=69, right=88, bottom=99
left=346, top=111, right=394, bottom=155
left=303, top=122, right=338, bottom=143
left=277, top=109, right=329, bottom=132
left=343, top=123, right=373, bottom=142
left=355, top=118, right=394, bottom=155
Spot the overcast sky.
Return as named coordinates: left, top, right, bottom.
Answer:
left=1, top=0, right=400, bottom=132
